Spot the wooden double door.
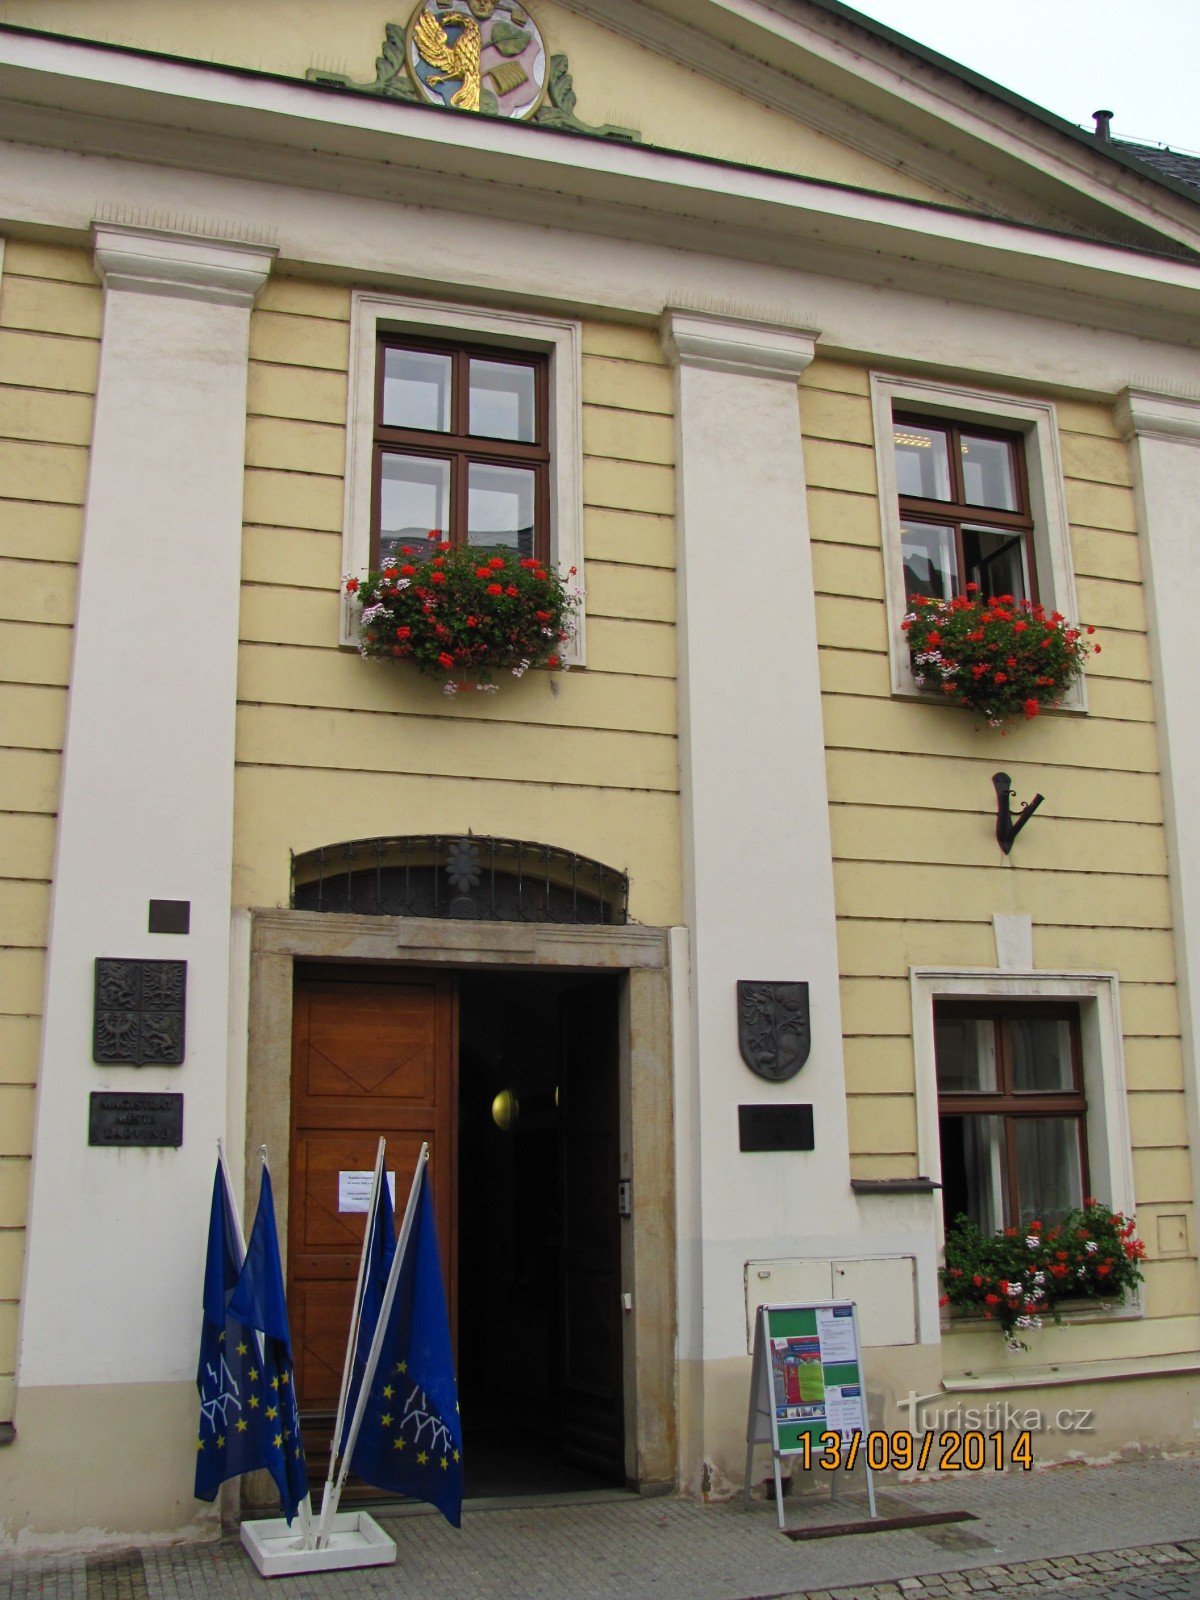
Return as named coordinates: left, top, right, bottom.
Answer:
left=287, top=965, right=625, bottom=1486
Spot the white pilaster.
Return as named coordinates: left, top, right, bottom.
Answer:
left=19, top=226, right=273, bottom=1390
left=662, top=310, right=857, bottom=1381
left=1116, top=388, right=1200, bottom=1249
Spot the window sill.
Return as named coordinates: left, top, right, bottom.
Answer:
left=940, top=1296, right=1141, bottom=1342
left=889, top=681, right=1087, bottom=717
left=939, top=1349, right=1195, bottom=1394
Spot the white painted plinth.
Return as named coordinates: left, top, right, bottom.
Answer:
left=239, top=1512, right=396, bottom=1577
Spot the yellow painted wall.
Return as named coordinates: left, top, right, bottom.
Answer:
left=799, top=359, right=1199, bottom=1343
left=0, top=240, right=98, bottom=1421
left=0, top=0, right=956, bottom=206
left=234, top=280, right=680, bottom=928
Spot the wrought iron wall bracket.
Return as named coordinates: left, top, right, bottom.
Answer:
left=992, top=772, right=1043, bottom=856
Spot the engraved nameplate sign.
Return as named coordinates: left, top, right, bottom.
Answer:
left=89, top=1091, right=184, bottom=1148
left=93, top=958, right=186, bottom=1065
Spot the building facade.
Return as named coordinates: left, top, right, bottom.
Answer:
left=1, top=0, right=1199, bottom=1546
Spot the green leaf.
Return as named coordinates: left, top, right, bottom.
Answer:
left=489, top=19, right=531, bottom=57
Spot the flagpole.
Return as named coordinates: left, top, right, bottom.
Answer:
left=255, top=1144, right=317, bottom=1552
left=315, top=1137, right=387, bottom=1548
left=317, top=1143, right=428, bottom=1549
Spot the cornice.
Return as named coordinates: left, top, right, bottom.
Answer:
left=1115, top=388, right=1200, bottom=446
left=553, top=0, right=1200, bottom=256
left=92, top=223, right=275, bottom=307
left=660, top=308, right=817, bottom=379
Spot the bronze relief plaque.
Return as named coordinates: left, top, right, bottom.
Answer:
left=737, top=980, right=810, bottom=1082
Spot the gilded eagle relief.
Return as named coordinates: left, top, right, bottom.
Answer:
left=408, top=0, right=546, bottom=120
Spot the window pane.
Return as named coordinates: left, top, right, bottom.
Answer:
left=379, top=453, right=449, bottom=563
left=962, top=526, right=1029, bottom=602
left=902, top=520, right=958, bottom=601
left=939, top=1114, right=1005, bottom=1233
left=935, top=1016, right=998, bottom=1092
left=382, top=348, right=452, bottom=432
left=469, top=359, right=536, bottom=442
left=894, top=422, right=952, bottom=500
left=467, top=462, right=536, bottom=558
left=1009, top=1017, right=1074, bottom=1092
left=1013, top=1118, right=1084, bottom=1227
left=960, top=433, right=1018, bottom=510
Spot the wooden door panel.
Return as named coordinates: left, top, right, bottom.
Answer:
left=291, top=1278, right=358, bottom=1411
left=289, top=971, right=458, bottom=1414
left=290, top=1130, right=427, bottom=1263
left=559, top=979, right=624, bottom=1481
left=302, top=982, right=441, bottom=1104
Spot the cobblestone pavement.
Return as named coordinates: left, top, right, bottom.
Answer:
left=2, top=1459, right=1198, bottom=1600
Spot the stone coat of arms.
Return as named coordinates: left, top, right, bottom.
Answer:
left=737, top=981, right=811, bottom=1082
left=407, top=0, right=548, bottom=120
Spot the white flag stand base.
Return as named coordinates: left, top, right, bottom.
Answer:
left=240, top=1512, right=396, bottom=1577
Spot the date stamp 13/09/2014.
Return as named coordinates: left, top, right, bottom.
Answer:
left=792, top=1430, right=1034, bottom=1472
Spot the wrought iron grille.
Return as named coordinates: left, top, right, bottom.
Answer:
left=290, top=835, right=628, bottom=925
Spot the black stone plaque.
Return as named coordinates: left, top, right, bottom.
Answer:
left=89, top=1091, right=183, bottom=1148
left=148, top=899, right=191, bottom=935
left=737, top=981, right=811, bottom=1081
left=93, top=958, right=186, bottom=1065
left=738, top=1103, right=815, bottom=1153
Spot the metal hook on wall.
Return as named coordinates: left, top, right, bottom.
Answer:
left=993, top=771, right=1043, bottom=856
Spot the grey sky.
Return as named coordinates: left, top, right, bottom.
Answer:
left=844, top=1, right=1200, bottom=153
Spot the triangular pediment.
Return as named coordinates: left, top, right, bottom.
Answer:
left=1, top=0, right=1195, bottom=253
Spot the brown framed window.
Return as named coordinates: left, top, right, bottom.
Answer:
left=935, top=1000, right=1088, bottom=1232
left=371, top=336, right=551, bottom=568
left=893, top=414, right=1035, bottom=606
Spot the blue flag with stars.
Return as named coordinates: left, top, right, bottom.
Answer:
left=348, top=1161, right=463, bottom=1527
left=226, top=1164, right=311, bottom=1525
left=339, top=1165, right=396, bottom=1454
left=194, top=1162, right=275, bottom=1504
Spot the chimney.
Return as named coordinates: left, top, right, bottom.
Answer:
left=1093, top=109, right=1114, bottom=143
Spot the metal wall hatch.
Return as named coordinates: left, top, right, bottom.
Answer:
left=290, top=835, right=629, bottom=925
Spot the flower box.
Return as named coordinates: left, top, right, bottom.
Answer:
left=345, top=534, right=580, bottom=694
left=903, top=586, right=1099, bottom=728
left=940, top=1199, right=1145, bottom=1348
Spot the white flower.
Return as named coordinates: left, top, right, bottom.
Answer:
left=361, top=603, right=386, bottom=625
left=481, top=683, right=498, bottom=694
left=988, top=717, right=1003, bottom=728
left=1033, top=1270, right=1046, bottom=1285
left=914, top=675, right=926, bottom=688
left=1015, top=1315, right=1042, bottom=1331
left=1078, top=1265, right=1088, bottom=1277
left=1006, top=1282, right=1021, bottom=1297
left=1026, top=1236, right=1040, bottom=1249
left=442, top=682, right=458, bottom=697
left=1085, top=1240, right=1098, bottom=1254
left=395, top=577, right=411, bottom=590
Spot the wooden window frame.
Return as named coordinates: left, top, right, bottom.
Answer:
left=894, top=412, right=1038, bottom=604
left=869, top=374, right=1084, bottom=710
left=371, top=335, right=552, bottom=567
left=935, top=998, right=1089, bottom=1230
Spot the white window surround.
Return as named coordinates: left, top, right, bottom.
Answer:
left=340, top=290, right=585, bottom=662
left=870, top=373, right=1085, bottom=713
left=911, top=969, right=1137, bottom=1282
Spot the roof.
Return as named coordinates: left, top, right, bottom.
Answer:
left=1115, top=142, right=1200, bottom=195
left=791, top=0, right=1200, bottom=210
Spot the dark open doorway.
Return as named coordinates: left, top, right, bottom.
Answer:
left=457, top=970, right=625, bottom=1497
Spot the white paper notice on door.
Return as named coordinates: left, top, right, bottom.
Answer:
left=337, top=1169, right=397, bottom=1213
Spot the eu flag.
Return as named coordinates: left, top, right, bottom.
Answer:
left=339, top=1166, right=396, bottom=1454
left=227, top=1165, right=310, bottom=1524
left=194, top=1162, right=274, bottom=1503
left=348, top=1162, right=463, bottom=1527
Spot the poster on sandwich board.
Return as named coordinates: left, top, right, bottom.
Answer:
left=743, top=1300, right=877, bottom=1530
